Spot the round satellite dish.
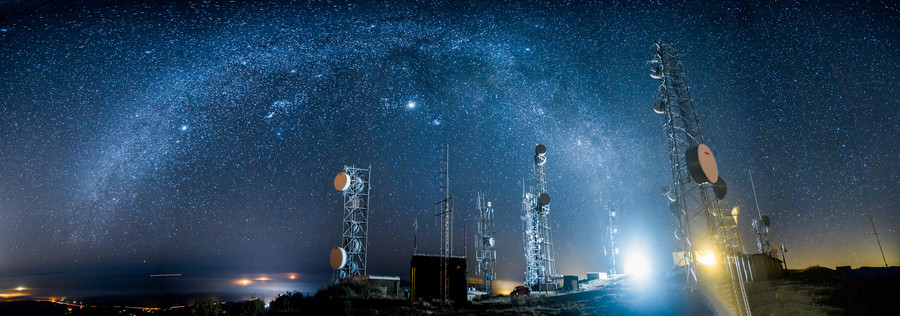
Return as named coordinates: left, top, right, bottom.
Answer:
left=329, top=247, right=347, bottom=269
left=731, top=205, right=740, bottom=217
left=487, top=201, right=492, bottom=208
left=661, top=186, right=676, bottom=202
left=674, top=229, right=683, bottom=241
left=762, top=215, right=771, bottom=227
left=488, top=237, right=495, bottom=247
left=334, top=172, right=351, bottom=191
left=650, top=66, right=663, bottom=79
left=713, top=177, right=727, bottom=200
left=535, top=144, right=547, bottom=154
left=537, top=193, right=551, bottom=206
left=653, top=100, right=667, bottom=115
left=348, top=239, right=362, bottom=252
left=684, top=144, right=719, bottom=184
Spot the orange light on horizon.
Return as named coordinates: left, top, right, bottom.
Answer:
left=254, top=276, right=271, bottom=281
left=0, top=292, right=28, bottom=299
left=287, top=273, right=298, bottom=280
left=490, top=280, right=519, bottom=296
left=235, top=279, right=252, bottom=286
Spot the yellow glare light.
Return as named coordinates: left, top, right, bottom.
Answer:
left=697, top=251, right=717, bottom=265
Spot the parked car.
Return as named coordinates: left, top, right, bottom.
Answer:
left=510, top=285, right=531, bottom=295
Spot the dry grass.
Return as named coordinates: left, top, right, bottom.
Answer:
left=746, top=280, right=842, bottom=316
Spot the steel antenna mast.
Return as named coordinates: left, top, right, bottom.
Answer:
left=648, top=40, right=749, bottom=315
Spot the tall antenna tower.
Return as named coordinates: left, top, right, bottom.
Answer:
left=604, top=201, right=620, bottom=276
left=522, top=144, right=555, bottom=291
left=648, top=41, right=749, bottom=315
left=433, top=145, right=454, bottom=301
left=330, top=165, right=372, bottom=279
left=476, top=193, right=496, bottom=294
left=749, top=170, right=772, bottom=255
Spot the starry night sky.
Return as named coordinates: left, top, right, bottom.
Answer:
left=1, top=1, right=897, bottom=288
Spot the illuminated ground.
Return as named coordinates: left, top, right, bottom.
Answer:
left=294, top=274, right=714, bottom=316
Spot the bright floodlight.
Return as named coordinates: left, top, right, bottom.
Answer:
left=623, top=250, right=651, bottom=279
left=697, top=250, right=717, bottom=265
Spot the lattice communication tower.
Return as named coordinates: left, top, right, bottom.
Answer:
left=330, top=165, right=372, bottom=279
left=604, top=201, right=620, bottom=276
left=433, top=145, right=454, bottom=301
left=475, top=193, right=496, bottom=294
left=522, top=144, right=556, bottom=291
left=649, top=40, right=749, bottom=315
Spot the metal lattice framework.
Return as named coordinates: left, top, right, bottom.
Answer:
left=604, top=202, right=620, bottom=276
left=338, top=165, right=371, bottom=279
left=475, top=193, right=496, bottom=294
left=749, top=170, right=772, bottom=255
left=649, top=41, right=750, bottom=315
left=522, top=144, right=555, bottom=291
left=433, top=145, right=454, bottom=301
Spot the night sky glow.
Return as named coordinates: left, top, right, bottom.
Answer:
left=0, top=1, right=897, bottom=295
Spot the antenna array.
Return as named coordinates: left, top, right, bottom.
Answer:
left=433, top=145, right=454, bottom=301
left=522, top=144, right=556, bottom=291
left=476, top=193, right=496, bottom=294
left=649, top=41, right=749, bottom=315
left=331, top=165, right=372, bottom=279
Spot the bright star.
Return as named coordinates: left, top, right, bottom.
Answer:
left=407, top=101, right=416, bottom=109
left=179, top=125, right=189, bottom=132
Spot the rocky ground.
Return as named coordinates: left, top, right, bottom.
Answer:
left=312, top=266, right=899, bottom=316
